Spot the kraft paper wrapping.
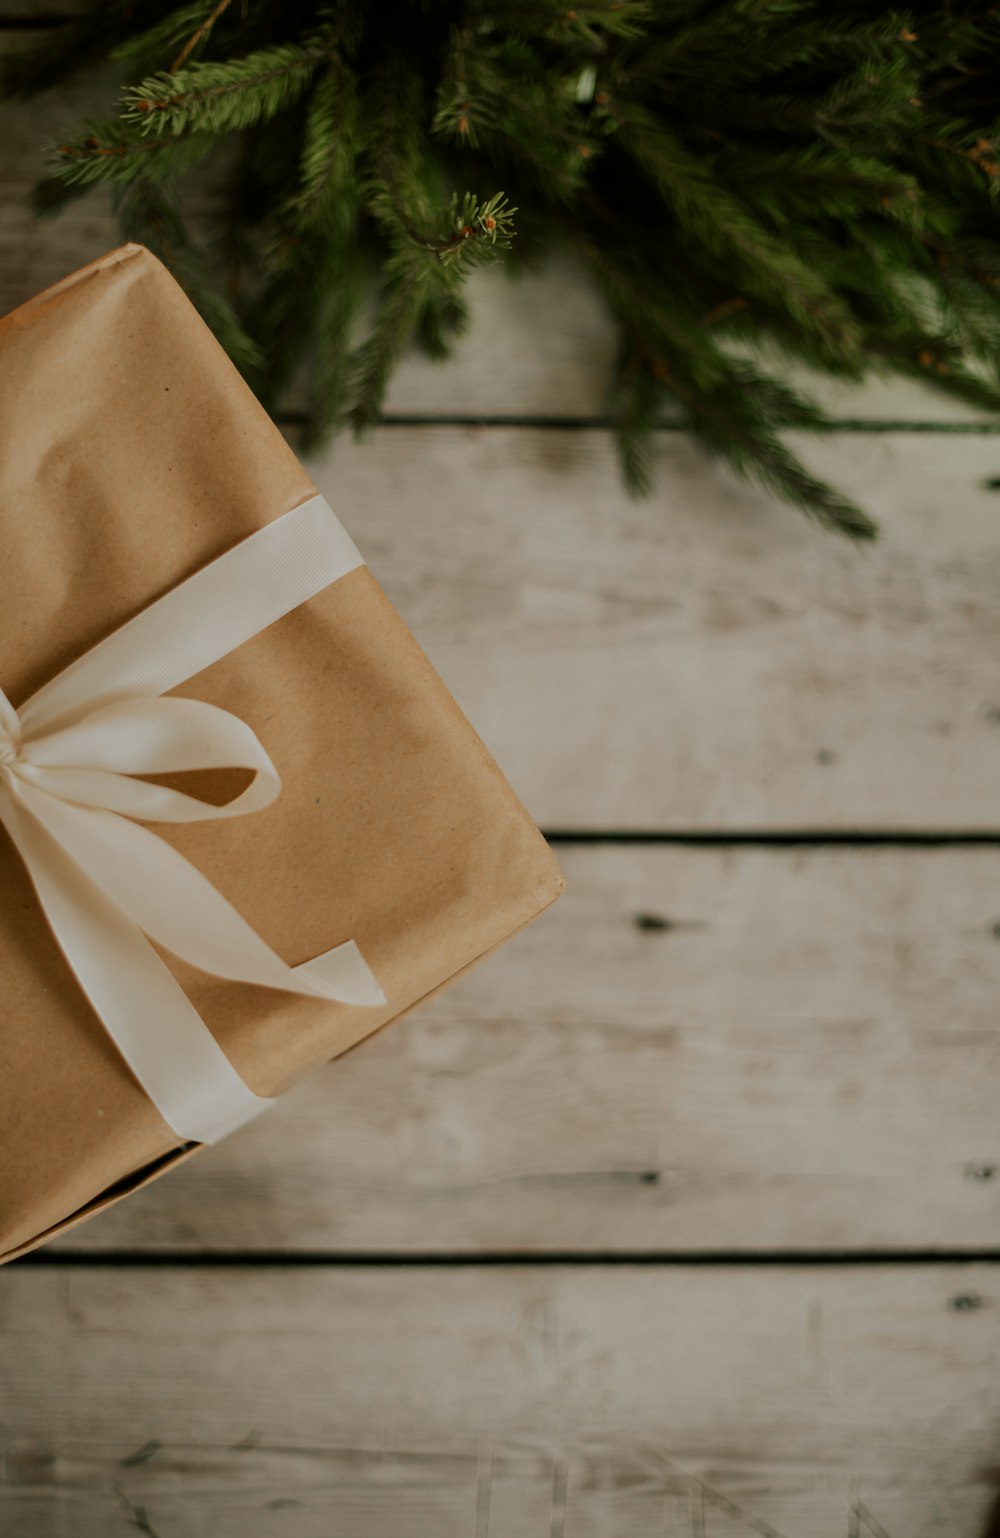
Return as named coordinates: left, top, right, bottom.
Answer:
left=0, top=245, right=564, bottom=1263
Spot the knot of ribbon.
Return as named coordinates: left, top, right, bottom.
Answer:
left=0, top=495, right=385, bottom=1145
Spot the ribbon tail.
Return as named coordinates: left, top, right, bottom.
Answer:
left=13, top=780, right=386, bottom=1008
left=0, top=786, right=271, bottom=1144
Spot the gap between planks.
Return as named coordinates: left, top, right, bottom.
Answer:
left=542, top=831, right=1000, bottom=844
left=15, top=1249, right=1000, bottom=1269
left=284, top=413, right=1000, bottom=433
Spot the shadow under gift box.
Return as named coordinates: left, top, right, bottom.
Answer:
left=0, top=245, right=564, bottom=1263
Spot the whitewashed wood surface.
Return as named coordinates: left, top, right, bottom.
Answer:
left=2, top=1263, right=999, bottom=1538
left=51, top=844, right=1000, bottom=1254
left=3, top=25, right=1000, bottom=1538
left=302, top=427, right=1000, bottom=831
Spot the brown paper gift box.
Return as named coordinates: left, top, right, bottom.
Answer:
left=0, top=244, right=564, bottom=1263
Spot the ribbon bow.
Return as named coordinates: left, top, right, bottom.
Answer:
left=0, top=495, right=385, bottom=1145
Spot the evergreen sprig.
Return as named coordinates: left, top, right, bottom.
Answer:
left=8, top=0, right=1000, bottom=537
left=121, top=42, right=331, bottom=138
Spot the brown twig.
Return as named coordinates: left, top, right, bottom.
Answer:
left=58, top=135, right=169, bottom=161
left=701, top=295, right=748, bottom=326
left=171, top=0, right=236, bottom=73
left=921, top=133, right=1000, bottom=178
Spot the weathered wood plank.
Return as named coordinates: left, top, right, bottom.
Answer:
left=1, top=38, right=119, bottom=310
left=1, top=1263, right=997, bottom=1537
left=52, top=846, right=1000, bottom=1254
left=1, top=41, right=995, bottom=423
left=0, top=6, right=88, bottom=17
left=300, top=427, right=1000, bottom=830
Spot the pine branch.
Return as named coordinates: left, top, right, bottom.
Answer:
left=347, top=257, right=428, bottom=434
left=594, top=247, right=875, bottom=538
left=122, top=42, right=331, bottom=138
left=299, top=243, right=369, bottom=451
left=699, top=416, right=878, bottom=541
left=46, top=119, right=217, bottom=189
left=281, top=65, right=360, bottom=238
left=603, top=102, right=863, bottom=366
left=10, top=0, right=1000, bottom=536
left=415, top=285, right=470, bottom=359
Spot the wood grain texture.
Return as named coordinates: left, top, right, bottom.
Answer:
left=2, top=1263, right=998, bottom=1537
left=2, top=37, right=118, bottom=313
left=301, top=427, right=1000, bottom=830
left=1, top=35, right=996, bottom=424
left=50, top=845, right=1000, bottom=1255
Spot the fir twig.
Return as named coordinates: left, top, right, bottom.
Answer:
left=171, top=0, right=236, bottom=73
left=123, top=42, right=331, bottom=138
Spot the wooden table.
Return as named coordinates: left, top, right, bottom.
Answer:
left=2, top=31, right=1000, bottom=1538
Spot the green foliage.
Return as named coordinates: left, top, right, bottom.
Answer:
left=8, top=0, right=1000, bottom=536
left=120, top=42, right=331, bottom=138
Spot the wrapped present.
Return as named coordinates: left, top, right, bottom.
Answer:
left=0, top=245, right=564, bottom=1262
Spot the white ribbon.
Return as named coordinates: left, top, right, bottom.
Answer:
left=0, top=494, right=385, bottom=1145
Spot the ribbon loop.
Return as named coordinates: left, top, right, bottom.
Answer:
left=18, top=697, right=281, bottom=822
left=0, top=495, right=386, bottom=1144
